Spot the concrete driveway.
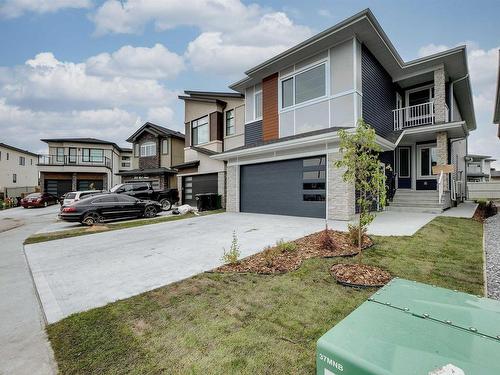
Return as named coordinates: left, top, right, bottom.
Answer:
left=25, top=212, right=327, bottom=323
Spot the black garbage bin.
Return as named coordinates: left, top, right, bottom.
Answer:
left=196, top=193, right=221, bottom=211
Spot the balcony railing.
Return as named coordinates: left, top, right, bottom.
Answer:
left=38, top=154, right=112, bottom=169
left=393, top=102, right=449, bottom=131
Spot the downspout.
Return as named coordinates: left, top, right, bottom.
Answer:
left=449, top=74, right=469, bottom=121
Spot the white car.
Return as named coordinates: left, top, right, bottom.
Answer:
left=62, top=190, right=103, bottom=206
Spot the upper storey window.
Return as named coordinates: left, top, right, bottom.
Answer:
left=140, top=142, right=156, bottom=157
left=254, top=89, right=262, bottom=120
left=192, top=116, right=209, bottom=145
left=281, top=63, right=326, bottom=109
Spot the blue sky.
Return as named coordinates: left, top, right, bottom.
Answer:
left=0, top=0, right=499, bottom=167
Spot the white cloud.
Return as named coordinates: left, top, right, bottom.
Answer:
left=1, top=52, right=176, bottom=111
left=91, top=0, right=312, bottom=76
left=86, top=44, right=184, bottom=79
left=147, top=106, right=175, bottom=125
left=419, top=43, right=500, bottom=169
left=318, top=9, right=332, bottom=18
left=417, top=43, right=449, bottom=57
left=0, top=0, right=91, bottom=18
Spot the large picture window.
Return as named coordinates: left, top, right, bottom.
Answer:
left=140, top=142, right=156, bottom=157
left=192, top=116, right=209, bottom=145
left=281, top=63, right=326, bottom=109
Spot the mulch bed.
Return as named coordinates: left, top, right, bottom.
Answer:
left=216, top=230, right=372, bottom=274
left=473, top=202, right=498, bottom=222
left=330, top=263, right=392, bottom=287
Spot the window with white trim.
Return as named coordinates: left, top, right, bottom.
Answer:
left=281, top=63, right=327, bottom=109
left=162, top=139, right=169, bottom=154
left=417, top=145, right=437, bottom=178
left=225, top=109, right=235, bottom=136
left=19, top=156, right=25, bottom=166
left=192, top=116, right=209, bottom=145
left=140, top=142, right=156, bottom=157
left=254, top=90, right=262, bottom=120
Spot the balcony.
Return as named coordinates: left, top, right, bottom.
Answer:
left=38, top=154, right=112, bottom=169
left=393, top=102, right=449, bottom=131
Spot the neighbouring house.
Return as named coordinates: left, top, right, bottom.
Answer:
left=491, top=169, right=500, bottom=181
left=494, top=49, right=500, bottom=138
left=0, top=142, right=39, bottom=199
left=175, top=91, right=245, bottom=207
left=208, top=9, right=475, bottom=219
left=38, top=138, right=132, bottom=197
left=466, top=154, right=496, bottom=182
left=120, top=122, right=185, bottom=191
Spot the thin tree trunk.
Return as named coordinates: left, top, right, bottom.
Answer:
left=358, top=191, right=363, bottom=265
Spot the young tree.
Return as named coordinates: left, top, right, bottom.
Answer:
left=334, top=119, right=387, bottom=261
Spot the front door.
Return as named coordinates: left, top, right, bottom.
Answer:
left=416, top=144, right=438, bottom=190
left=397, top=146, right=411, bottom=189
left=68, top=148, right=77, bottom=164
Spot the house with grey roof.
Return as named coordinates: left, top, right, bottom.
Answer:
left=209, top=8, right=475, bottom=218
left=466, top=154, right=496, bottom=182
left=0, top=142, right=39, bottom=199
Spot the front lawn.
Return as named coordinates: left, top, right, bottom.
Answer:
left=47, top=217, right=484, bottom=374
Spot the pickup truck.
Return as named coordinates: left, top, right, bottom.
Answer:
left=110, top=182, right=179, bottom=210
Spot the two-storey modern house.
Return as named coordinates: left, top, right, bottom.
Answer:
left=212, top=9, right=475, bottom=219
left=120, top=122, right=185, bottom=190
left=0, top=142, right=39, bottom=199
left=494, top=50, right=500, bottom=138
left=175, top=91, right=245, bottom=206
left=38, top=138, right=132, bottom=197
left=466, top=154, right=496, bottom=182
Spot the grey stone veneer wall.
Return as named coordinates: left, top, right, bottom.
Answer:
left=327, top=152, right=355, bottom=220
left=434, top=67, right=447, bottom=123
left=225, top=165, right=239, bottom=212
left=217, top=171, right=226, bottom=208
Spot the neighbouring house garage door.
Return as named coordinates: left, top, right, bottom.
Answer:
left=183, top=173, right=218, bottom=207
left=240, top=156, right=326, bottom=218
left=45, top=179, right=72, bottom=197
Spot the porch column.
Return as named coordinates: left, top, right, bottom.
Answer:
left=327, top=153, right=355, bottom=221
left=72, top=173, right=77, bottom=191
left=434, top=66, right=447, bottom=123
left=217, top=171, right=226, bottom=209
left=436, top=131, right=449, bottom=190
left=177, top=176, right=182, bottom=204
left=226, top=165, right=239, bottom=212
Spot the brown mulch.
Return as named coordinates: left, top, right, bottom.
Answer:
left=330, top=263, right=392, bottom=287
left=473, top=202, right=498, bottom=222
left=216, top=230, right=372, bottom=274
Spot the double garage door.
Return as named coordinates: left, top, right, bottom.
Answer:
left=44, top=179, right=104, bottom=197
left=240, top=156, right=326, bottom=218
left=183, top=173, right=218, bottom=207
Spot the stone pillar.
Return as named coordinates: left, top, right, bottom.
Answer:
left=436, top=131, right=449, bottom=190
left=225, top=165, right=239, bottom=212
left=177, top=176, right=182, bottom=204
left=434, top=66, right=447, bottom=123
left=217, top=171, right=226, bottom=209
left=102, top=173, right=108, bottom=190
left=72, top=173, right=77, bottom=191
left=327, top=153, right=355, bottom=221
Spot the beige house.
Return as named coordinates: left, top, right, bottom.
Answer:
left=175, top=91, right=245, bottom=207
left=38, top=138, right=132, bottom=197
left=120, top=122, right=185, bottom=190
left=0, top=142, right=39, bottom=198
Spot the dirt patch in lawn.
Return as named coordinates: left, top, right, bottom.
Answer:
left=473, top=202, right=497, bottom=222
left=330, top=263, right=392, bottom=287
left=216, top=230, right=372, bottom=274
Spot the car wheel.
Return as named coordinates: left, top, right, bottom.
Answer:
left=143, top=205, right=157, bottom=218
left=82, top=212, right=102, bottom=226
left=159, top=198, right=172, bottom=211
left=44, top=201, right=48, bottom=207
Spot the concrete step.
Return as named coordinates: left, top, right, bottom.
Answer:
left=386, top=205, right=443, bottom=214
left=392, top=198, right=441, bottom=204
left=390, top=202, right=444, bottom=208
left=394, top=191, right=438, bottom=196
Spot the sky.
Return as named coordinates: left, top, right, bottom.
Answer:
left=0, top=0, right=499, bottom=168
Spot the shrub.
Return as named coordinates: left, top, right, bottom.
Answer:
left=347, top=223, right=367, bottom=247
left=263, top=246, right=280, bottom=268
left=276, top=239, right=297, bottom=253
left=320, top=223, right=335, bottom=251
left=221, top=231, right=241, bottom=265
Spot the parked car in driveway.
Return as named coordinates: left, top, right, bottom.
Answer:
left=59, top=193, right=161, bottom=225
left=110, top=182, right=179, bottom=210
left=62, top=190, right=103, bottom=207
left=21, top=192, right=58, bottom=208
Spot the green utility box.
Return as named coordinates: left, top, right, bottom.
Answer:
left=317, top=278, right=500, bottom=375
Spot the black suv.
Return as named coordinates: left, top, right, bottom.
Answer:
left=110, top=182, right=179, bottom=210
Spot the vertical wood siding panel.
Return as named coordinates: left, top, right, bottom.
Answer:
left=361, top=45, right=396, bottom=137
left=262, top=73, right=279, bottom=141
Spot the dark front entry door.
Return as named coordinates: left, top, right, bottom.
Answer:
left=240, top=156, right=326, bottom=218
left=183, top=173, right=218, bottom=206
left=397, top=146, right=411, bottom=189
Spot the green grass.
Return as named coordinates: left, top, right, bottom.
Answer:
left=47, top=217, right=484, bottom=375
left=24, top=209, right=224, bottom=245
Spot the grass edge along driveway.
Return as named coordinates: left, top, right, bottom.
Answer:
left=24, top=209, right=224, bottom=245
left=47, top=217, right=483, bottom=375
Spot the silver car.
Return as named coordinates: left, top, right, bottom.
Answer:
left=62, top=190, right=103, bottom=207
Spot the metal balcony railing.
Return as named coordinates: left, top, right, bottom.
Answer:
left=38, top=154, right=112, bottom=169
left=393, top=102, right=449, bottom=131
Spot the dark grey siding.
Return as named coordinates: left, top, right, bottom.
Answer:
left=361, top=45, right=396, bottom=137
left=240, top=157, right=326, bottom=218
left=244, top=120, right=263, bottom=146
